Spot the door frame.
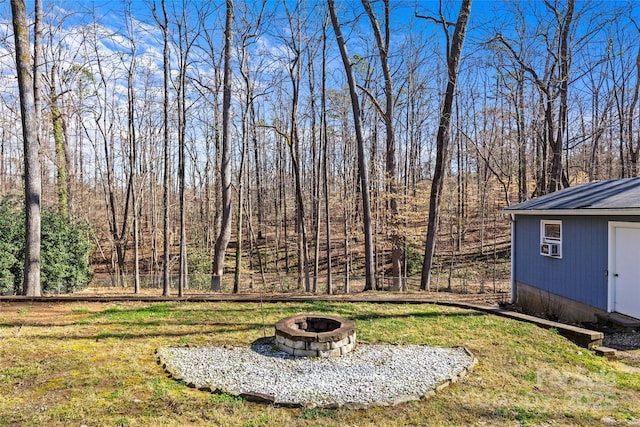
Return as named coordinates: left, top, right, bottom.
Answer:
left=607, top=221, right=640, bottom=313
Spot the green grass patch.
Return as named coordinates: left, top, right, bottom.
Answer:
left=244, top=414, right=271, bottom=427
left=0, top=300, right=638, bottom=426
left=95, top=332, right=129, bottom=340
left=513, top=406, right=551, bottom=425
left=617, top=372, right=640, bottom=391
left=105, top=389, right=125, bottom=400
left=0, top=366, right=37, bottom=382
left=492, top=406, right=510, bottom=418
left=90, top=303, right=174, bottom=322
left=210, top=392, right=245, bottom=404
left=300, top=408, right=337, bottom=419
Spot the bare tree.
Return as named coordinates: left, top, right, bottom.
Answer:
left=628, top=46, right=640, bottom=176
left=320, top=15, right=333, bottom=294
left=33, top=0, right=44, bottom=211
left=418, top=0, right=472, bottom=291
left=47, top=63, right=70, bottom=218
left=11, top=0, right=42, bottom=296
left=234, top=0, right=267, bottom=293
left=283, top=1, right=311, bottom=292
left=156, top=0, right=172, bottom=296
left=361, top=0, right=402, bottom=290
left=608, top=20, right=640, bottom=178
left=123, top=4, right=140, bottom=293
left=150, top=0, right=174, bottom=294
left=173, top=2, right=198, bottom=296
left=492, top=0, right=576, bottom=193
left=193, top=2, right=223, bottom=255
left=211, top=0, right=234, bottom=291
left=328, top=0, right=376, bottom=291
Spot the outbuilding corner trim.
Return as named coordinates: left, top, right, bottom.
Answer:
left=502, top=209, right=640, bottom=216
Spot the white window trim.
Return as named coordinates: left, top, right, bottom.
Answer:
left=540, top=220, right=562, bottom=258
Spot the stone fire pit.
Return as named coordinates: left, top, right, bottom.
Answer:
left=275, top=314, right=356, bottom=357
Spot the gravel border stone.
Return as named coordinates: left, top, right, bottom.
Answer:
left=156, top=338, right=477, bottom=408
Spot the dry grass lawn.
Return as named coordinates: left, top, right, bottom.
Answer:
left=0, top=300, right=638, bottom=426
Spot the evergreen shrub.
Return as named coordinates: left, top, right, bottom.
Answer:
left=0, top=197, right=93, bottom=295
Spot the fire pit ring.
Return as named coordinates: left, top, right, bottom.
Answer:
left=274, top=314, right=356, bottom=357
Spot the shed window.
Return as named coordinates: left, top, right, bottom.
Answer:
left=540, top=220, right=562, bottom=258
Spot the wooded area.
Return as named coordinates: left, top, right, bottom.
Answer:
left=1, top=1, right=638, bottom=295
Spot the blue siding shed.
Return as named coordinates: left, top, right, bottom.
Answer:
left=505, top=178, right=640, bottom=322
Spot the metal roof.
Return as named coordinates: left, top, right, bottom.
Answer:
left=504, top=177, right=640, bottom=215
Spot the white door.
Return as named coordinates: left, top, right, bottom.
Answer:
left=613, top=226, right=640, bottom=319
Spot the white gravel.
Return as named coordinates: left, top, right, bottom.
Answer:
left=157, top=339, right=476, bottom=408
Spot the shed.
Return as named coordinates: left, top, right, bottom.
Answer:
left=504, top=177, right=640, bottom=323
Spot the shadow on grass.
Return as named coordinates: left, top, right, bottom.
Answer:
left=78, top=306, right=486, bottom=329
left=1, top=322, right=270, bottom=341
left=90, top=326, right=263, bottom=341
left=0, top=304, right=488, bottom=330
left=409, top=399, right=586, bottom=426
left=80, top=302, right=323, bottom=320
left=0, top=302, right=495, bottom=348
left=347, top=310, right=487, bottom=323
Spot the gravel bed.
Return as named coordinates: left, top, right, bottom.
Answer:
left=157, top=339, right=476, bottom=408
left=603, top=330, right=640, bottom=350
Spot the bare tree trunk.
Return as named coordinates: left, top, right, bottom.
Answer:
left=494, top=1, right=575, bottom=194
left=105, top=131, right=131, bottom=288
left=516, top=67, right=527, bottom=202
left=234, top=17, right=259, bottom=292
left=264, top=121, right=311, bottom=291
left=280, top=3, right=311, bottom=292
left=176, top=11, right=192, bottom=297
left=536, top=95, right=547, bottom=196
left=419, top=0, right=472, bottom=291
left=233, top=124, right=247, bottom=294
left=49, top=65, right=68, bottom=219
left=124, top=19, right=140, bottom=294
left=361, top=0, right=402, bottom=291
left=328, top=0, right=376, bottom=291
left=12, top=0, right=42, bottom=296
left=277, top=133, right=288, bottom=275
left=321, top=16, right=332, bottom=294
left=627, top=46, right=640, bottom=176
left=290, top=130, right=311, bottom=292
left=205, top=124, right=213, bottom=250
left=253, top=123, right=264, bottom=241
left=550, top=0, right=574, bottom=191
left=308, top=38, right=321, bottom=294
left=153, top=0, right=172, bottom=295
left=150, top=122, right=160, bottom=287
left=33, top=0, right=43, bottom=159
left=211, top=0, right=234, bottom=291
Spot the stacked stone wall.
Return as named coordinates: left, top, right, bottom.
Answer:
left=274, top=314, right=356, bottom=358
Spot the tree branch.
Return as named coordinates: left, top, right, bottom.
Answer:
left=356, top=83, right=385, bottom=117
left=414, top=13, right=455, bottom=27
left=492, top=33, right=550, bottom=97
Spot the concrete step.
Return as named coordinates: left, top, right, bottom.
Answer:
left=595, top=312, right=640, bottom=331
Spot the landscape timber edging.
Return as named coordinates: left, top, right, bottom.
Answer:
left=443, top=302, right=604, bottom=349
